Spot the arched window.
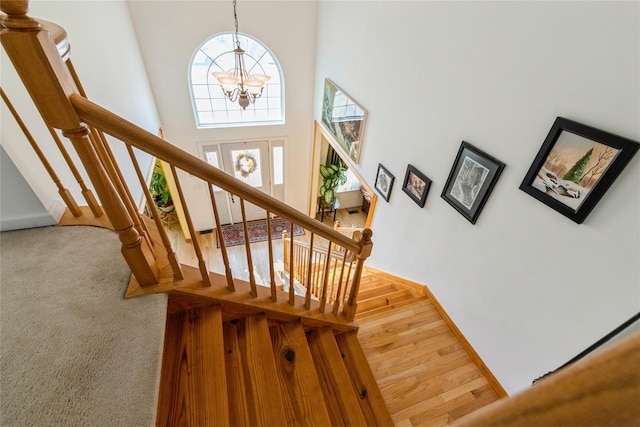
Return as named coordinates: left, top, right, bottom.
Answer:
left=189, top=33, right=284, bottom=128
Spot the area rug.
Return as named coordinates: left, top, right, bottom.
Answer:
left=0, top=225, right=167, bottom=426
left=216, top=218, right=304, bottom=248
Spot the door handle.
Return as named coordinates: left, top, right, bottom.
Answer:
left=230, top=194, right=235, bottom=203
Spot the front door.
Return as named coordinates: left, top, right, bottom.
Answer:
left=220, top=140, right=271, bottom=223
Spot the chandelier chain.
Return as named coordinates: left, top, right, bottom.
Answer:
left=233, top=0, right=239, bottom=47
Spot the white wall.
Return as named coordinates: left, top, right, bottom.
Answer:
left=125, top=1, right=317, bottom=230
left=0, top=146, right=56, bottom=231
left=1, top=0, right=159, bottom=217
left=314, top=1, right=639, bottom=394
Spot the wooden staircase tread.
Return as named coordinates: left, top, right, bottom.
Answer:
left=232, top=314, right=288, bottom=426
left=154, top=267, right=501, bottom=427
left=356, top=299, right=438, bottom=329
left=269, top=321, right=332, bottom=426
left=223, top=320, right=251, bottom=427
left=355, top=295, right=431, bottom=321
left=335, top=331, right=394, bottom=426
left=355, top=289, right=417, bottom=313
left=356, top=283, right=402, bottom=301
left=156, top=304, right=230, bottom=426
left=307, top=327, right=369, bottom=426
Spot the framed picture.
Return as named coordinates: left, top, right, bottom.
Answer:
left=402, top=165, right=432, bottom=208
left=321, top=78, right=367, bottom=164
left=520, top=117, right=639, bottom=224
left=441, top=141, right=505, bottom=224
left=374, top=163, right=395, bottom=202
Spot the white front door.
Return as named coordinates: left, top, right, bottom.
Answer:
left=220, top=140, right=271, bottom=223
left=201, top=139, right=285, bottom=227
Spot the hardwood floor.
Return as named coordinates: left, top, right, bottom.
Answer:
left=354, top=271, right=502, bottom=426
left=163, top=210, right=503, bottom=426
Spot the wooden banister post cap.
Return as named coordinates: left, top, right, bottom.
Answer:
left=357, top=228, right=373, bottom=259
left=1, top=0, right=40, bottom=29
left=1, top=0, right=28, bottom=15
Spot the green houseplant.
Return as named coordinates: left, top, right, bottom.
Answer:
left=149, top=161, right=174, bottom=213
left=319, top=163, right=347, bottom=205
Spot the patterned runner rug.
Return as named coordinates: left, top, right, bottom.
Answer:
left=216, top=218, right=305, bottom=248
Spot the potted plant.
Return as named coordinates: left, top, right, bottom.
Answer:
left=149, top=161, right=174, bottom=213
left=319, top=163, right=347, bottom=205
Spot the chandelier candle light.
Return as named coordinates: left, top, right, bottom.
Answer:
left=213, top=0, right=271, bottom=109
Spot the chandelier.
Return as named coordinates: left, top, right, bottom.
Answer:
left=212, top=0, right=271, bottom=110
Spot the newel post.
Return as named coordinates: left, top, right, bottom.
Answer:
left=1, top=1, right=159, bottom=286
left=344, top=228, right=373, bottom=321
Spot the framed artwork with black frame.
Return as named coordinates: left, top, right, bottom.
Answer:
left=402, top=164, right=432, bottom=208
left=519, top=117, right=639, bottom=224
left=374, top=163, right=395, bottom=202
left=441, top=141, right=505, bottom=224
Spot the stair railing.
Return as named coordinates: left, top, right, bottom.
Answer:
left=282, top=231, right=366, bottom=315
left=1, top=3, right=372, bottom=321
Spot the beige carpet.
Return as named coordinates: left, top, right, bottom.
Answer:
left=0, top=225, right=167, bottom=426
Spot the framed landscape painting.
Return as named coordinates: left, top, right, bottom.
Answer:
left=520, top=117, right=639, bottom=224
left=441, top=141, right=505, bottom=224
left=321, top=79, right=367, bottom=164
left=402, top=165, right=431, bottom=208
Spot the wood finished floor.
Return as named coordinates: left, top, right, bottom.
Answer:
left=164, top=208, right=502, bottom=426
left=355, top=272, right=502, bottom=426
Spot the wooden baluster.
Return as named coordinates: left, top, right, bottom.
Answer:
left=282, top=230, right=289, bottom=273
left=304, top=233, right=315, bottom=309
left=297, top=245, right=303, bottom=286
left=1, top=11, right=156, bottom=286
left=66, top=59, right=145, bottom=229
left=319, top=244, right=332, bottom=313
left=332, top=251, right=350, bottom=316
left=311, top=251, right=318, bottom=296
left=88, top=126, right=152, bottom=251
left=45, top=124, right=103, bottom=217
left=65, top=126, right=159, bottom=286
left=344, top=228, right=373, bottom=321
left=341, top=259, right=355, bottom=316
left=288, top=222, right=295, bottom=305
left=63, top=59, right=114, bottom=219
left=316, top=252, right=324, bottom=296
left=266, top=213, right=277, bottom=301
left=330, top=257, right=339, bottom=303
left=171, top=166, right=210, bottom=286
left=207, top=184, right=234, bottom=291
left=120, top=143, right=154, bottom=246
left=239, top=199, right=257, bottom=297
left=0, top=87, right=83, bottom=218
left=126, top=144, right=183, bottom=280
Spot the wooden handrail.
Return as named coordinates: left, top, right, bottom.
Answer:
left=2, top=3, right=372, bottom=320
left=69, top=94, right=362, bottom=255
left=453, top=332, right=640, bottom=426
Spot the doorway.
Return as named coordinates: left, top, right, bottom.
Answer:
left=309, top=121, right=377, bottom=228
left=201, top=138, right=285, bottom=225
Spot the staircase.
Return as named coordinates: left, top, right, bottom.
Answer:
left=4, top=5, right=640, bottom=426
left=157, top=297, right=393, bottom=426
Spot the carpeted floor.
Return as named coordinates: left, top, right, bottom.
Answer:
left=0, top=225, right=167, bottom=426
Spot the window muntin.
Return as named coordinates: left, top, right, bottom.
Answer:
left=190, top=33, right=284, bottom=128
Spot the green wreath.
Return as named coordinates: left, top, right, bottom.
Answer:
left=235, top=151, right=258, bottom=178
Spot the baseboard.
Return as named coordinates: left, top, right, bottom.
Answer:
left=48, top=199, right=67, bottom=223
left=363, top=266, right=508, bottom=398
left=0, top=212, right=57, bottom=232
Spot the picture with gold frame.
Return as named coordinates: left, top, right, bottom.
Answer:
left=321, top=78, right=367, bottom=164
